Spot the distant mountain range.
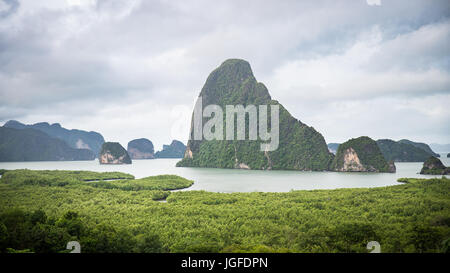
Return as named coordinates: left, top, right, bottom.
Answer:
left=0, top=127, right=95, bottom=161
left=155, top=140, right=186, bottom=158
left=429, top=143, right=450, bottom=153
left=3, top=120, right=105, bottom=156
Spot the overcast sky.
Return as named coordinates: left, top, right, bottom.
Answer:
left=0, top=0, right=449, bottom=150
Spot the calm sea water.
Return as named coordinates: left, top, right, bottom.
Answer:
left=0, top=154, right=448, bottom=193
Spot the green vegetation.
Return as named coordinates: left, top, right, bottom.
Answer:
left=1, top=170, right=449, bottom=253
left=420, top=156, right=450, bottom=175
left=1, top=169, right=134, bottom=186
left=377, top=139, right=435, bottom=162
left=177, top=59, right=333, bottom=171
left=0, top=127, right=95, bottom=161
left=331, top=136, right=394, bottom=173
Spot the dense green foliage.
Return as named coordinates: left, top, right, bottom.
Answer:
left=100, top=142, right=132, bottom=164
left=377, top=139, right=439, bottom=162
left=155, top=140, right=186, bottom=158
left=420, top=156, right=450, bottom=175
left=177, top=59, right=333, bottom=171
left=0, top=127, right=95, bottom=161
left=3, top=120, right=105, bottom=156
left=398, top=139, right=440, bottom=157
left=331, top=136, right=393, bottom=172
left=1, top=170, right=449, bottom=253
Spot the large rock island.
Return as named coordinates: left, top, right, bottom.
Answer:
left=420, top=156, right=450, bottom=175
left=127, top=138, right=155, bottom=159
left=331, top=136, right=395, bottom=173
left=177, top=59, right=333, bottom=170
left=99, top=142, right=132, bottom=164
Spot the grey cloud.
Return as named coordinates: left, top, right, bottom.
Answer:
left=0, top=0, right=19, bottom=18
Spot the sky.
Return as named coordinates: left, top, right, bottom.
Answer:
left=0, top=0, right=449, bottom=150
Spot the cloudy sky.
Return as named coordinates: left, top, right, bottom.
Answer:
left=0, top=0, right=449, bottom=150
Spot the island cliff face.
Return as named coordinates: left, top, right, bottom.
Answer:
left=420, top=156, right=450, bottom=175
left=331, top=136, right=395, bottom=173
left=177, top=59, right=333, bottom=170
left=99, top=142, right=131, bottom=164
left=127, top=138, right=155, bottom=159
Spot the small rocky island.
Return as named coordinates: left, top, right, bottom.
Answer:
left=127, top=138, right=155, bottom=159
left=420, top=156, right=449, bottom=175
left=99, top=142, right=132, bottom=164
left=331, top=136, right=396, bottom=173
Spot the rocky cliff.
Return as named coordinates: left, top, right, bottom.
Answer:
left=99, top=142, right=132, bottom=164
left=331, top=136, right=395, bottom=173
left=176, top=59, right=333, bottom=170
left=127, top=138, right=155, bottom=159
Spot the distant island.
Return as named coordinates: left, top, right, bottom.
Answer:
left=127, top=138, right=155, bottom=159
left=155, top=140, right=186, bottom=158
left=3, top=120, right=104, bottom=157
left=99, top=142, right=132, bottom=164
left=398, top=139, right=440, bottom=158
left=420, top=156, right=450, bottom=175
left=330, top=136, right=395, bottom=173
left=0, top=127, right=95, bottom=161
